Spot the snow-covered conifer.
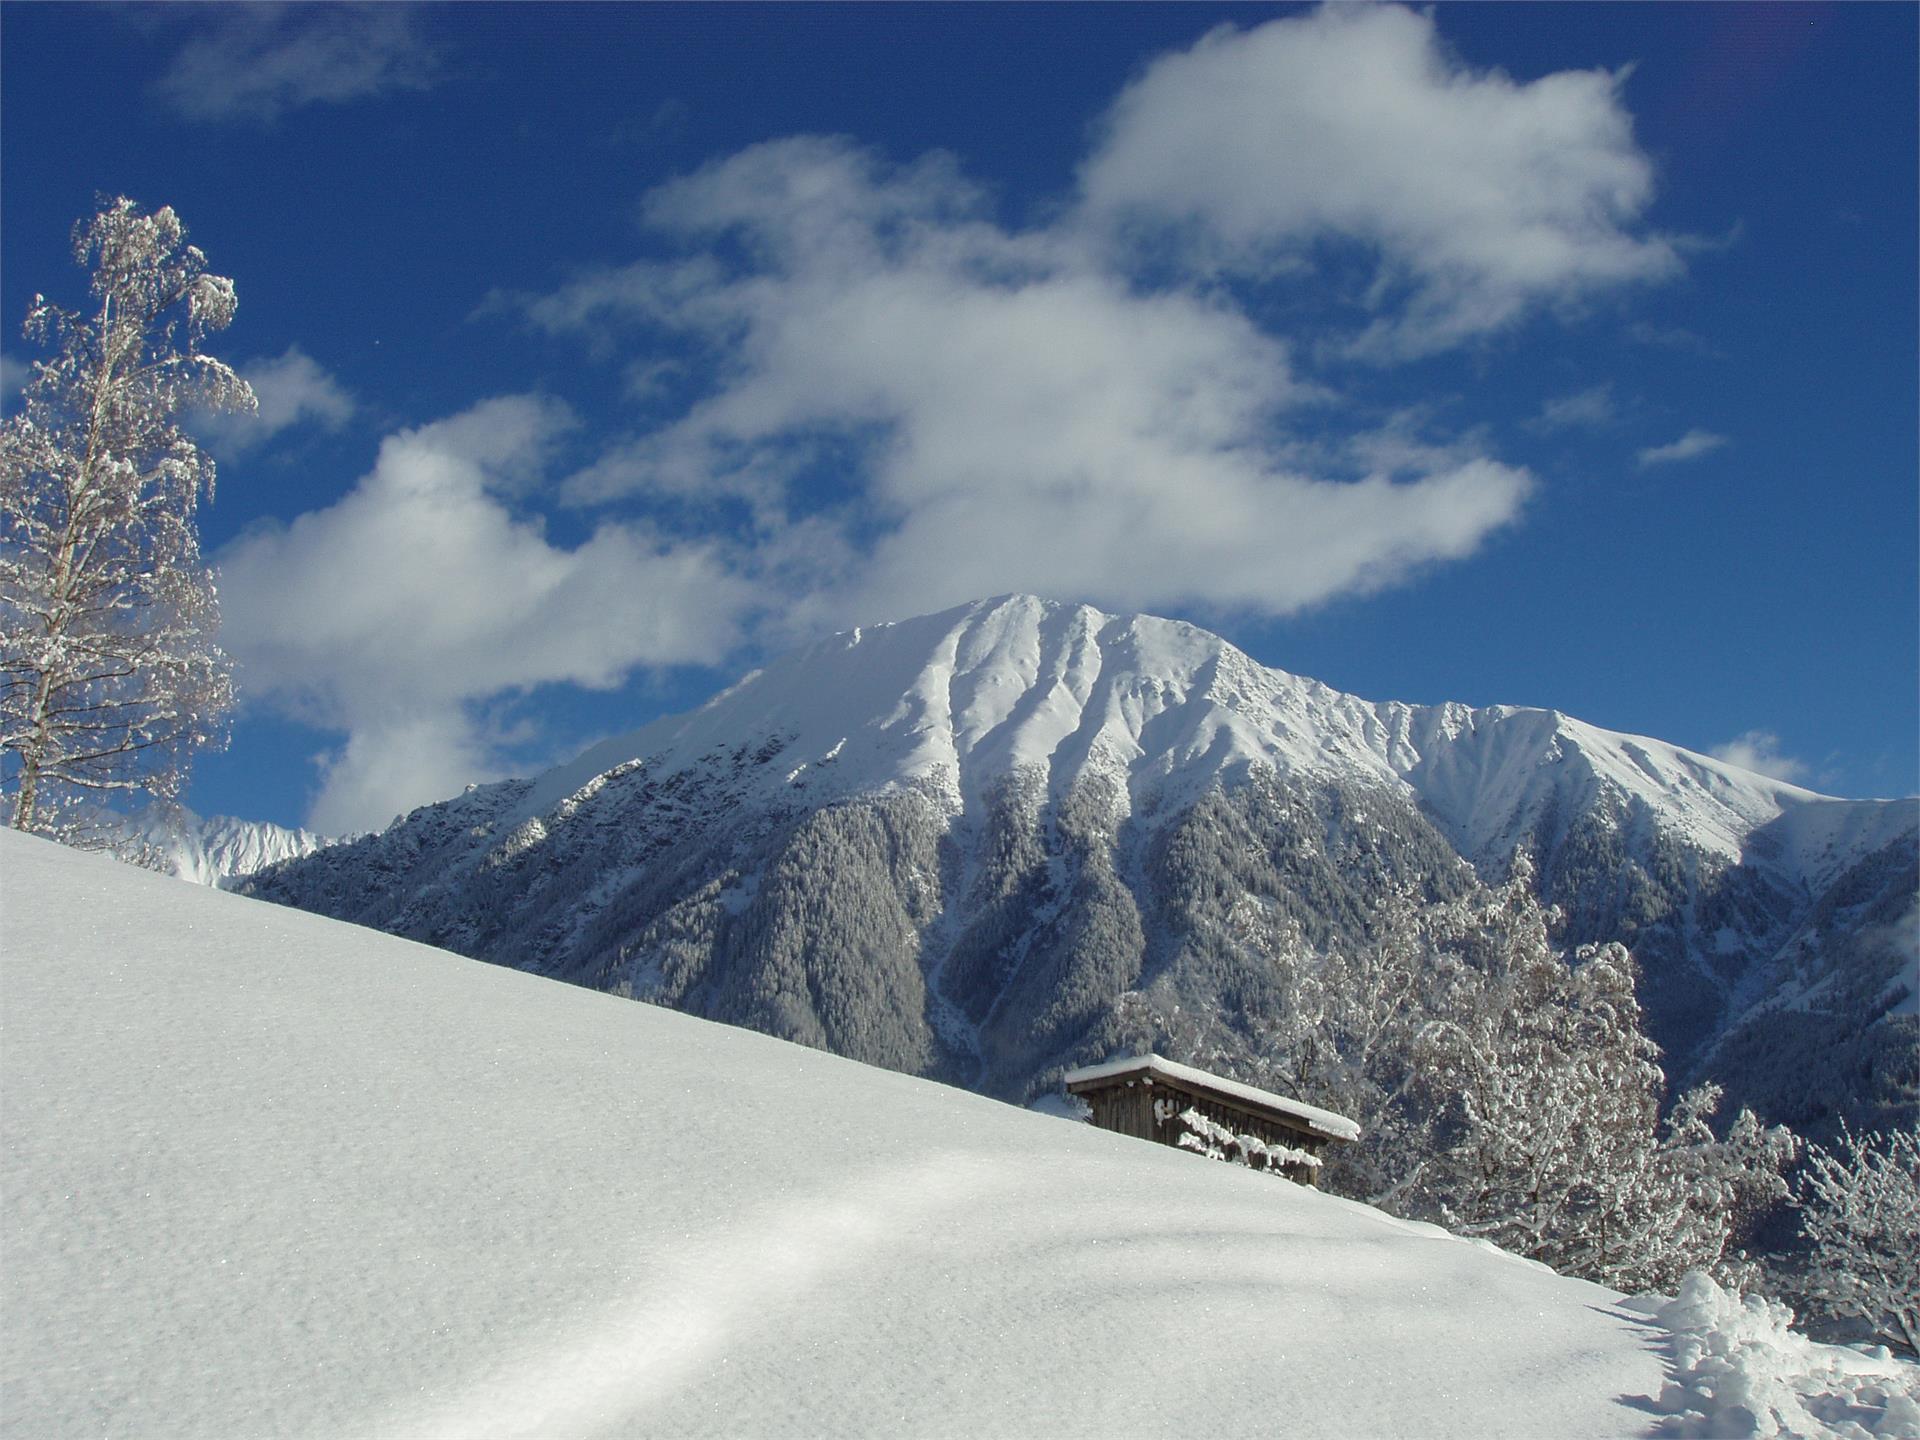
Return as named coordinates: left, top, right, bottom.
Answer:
left=1, top=198, right=253, bottom=844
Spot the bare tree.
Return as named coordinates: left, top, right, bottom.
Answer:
left=1, top=198, right=254, bottom=842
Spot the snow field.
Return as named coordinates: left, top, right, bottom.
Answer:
left=5, top=828, right=1914, bottom=1439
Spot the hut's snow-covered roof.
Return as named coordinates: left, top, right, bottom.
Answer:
left=1062, top=1054, right=1362, bottom=1142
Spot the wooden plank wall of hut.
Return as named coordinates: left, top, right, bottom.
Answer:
left=1086, top=1084, right=1159, bottom=1142
left=1072, top=1067, right=1342, bottom=1186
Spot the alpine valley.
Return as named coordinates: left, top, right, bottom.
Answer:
left=243, top=596, right=1918, bottom=1137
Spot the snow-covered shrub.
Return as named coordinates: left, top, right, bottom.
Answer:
left=1792, top=1124, right=1920, bottom=1356
left=1126, top=858, right=1800, bottom=1292
left=1648, top=1084, right=1802, bottom=1294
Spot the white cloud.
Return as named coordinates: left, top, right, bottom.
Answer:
left=1529, top=384, right=1617, bottom=432
left=1637, top=429, right=1729, bottom=467
left=155, top=5, right=438, bottom=123
left=195, top=347, right=355, bottom=455
left=1076, top=5, right=1679, bottom=357
left=217, top=396, right=759, bottom=833
left=306, top=713, right=500, bottom=837
left=1710, top=731, right=1811, bottom=786
left=530, top=137, right=1532, bottom=632
left=0, top=352, right=28, bottom=416
left=245, top=347, right=355, bottom=433
left=370, top=8, right=1690, bottom=827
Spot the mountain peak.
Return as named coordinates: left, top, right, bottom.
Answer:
left=531, top=593, right=1298, bottom=817
left=524, top=593, right=1834, bottom=872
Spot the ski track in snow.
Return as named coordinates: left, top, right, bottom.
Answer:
left=384, top=1152, right=1016, bottom=1440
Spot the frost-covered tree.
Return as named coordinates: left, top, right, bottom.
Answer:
left=1, top=198, right=253, bottom=842
left=1244, top=881, right=1441, bottom=1209
left=1386, top=870, right=1660, bottom=1280
left=1792, top=1124, right=1920, bottom=1354
left=1385, top=867, right=1797, bottom=1292
left=1143, top=858, right=1798, bottom=1292
left=1631, top=1084, right=1800, bottom=1295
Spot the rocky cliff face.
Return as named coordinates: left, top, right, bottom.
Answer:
left=243, top=596, right=1918, bottom=1131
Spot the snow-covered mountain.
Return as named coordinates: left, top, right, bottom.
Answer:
left=245, top=595, right=1918, bottom=1134
left=8, top=827, right=1913, bottom=1438
left=124, top=804, right=333, bottom=888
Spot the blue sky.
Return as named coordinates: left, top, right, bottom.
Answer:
left=3, top=3, right=1914, bottom=833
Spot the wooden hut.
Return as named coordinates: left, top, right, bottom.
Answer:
left=1062, top=1054, right=1359, bottom=1186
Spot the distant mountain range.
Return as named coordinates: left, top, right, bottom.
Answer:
left=242, top=595, right=1918, bottom=1137
left=127, top=806, right=332, bottom=889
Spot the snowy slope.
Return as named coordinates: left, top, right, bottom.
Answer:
left=9, top=827, right=1913, bottom=1440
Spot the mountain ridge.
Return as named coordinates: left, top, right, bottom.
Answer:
left=244, top=594, right=1917, bottom=1135
left=125, top=805, right=334, bottom=888
left=531, top=594, right=1837, bottom=858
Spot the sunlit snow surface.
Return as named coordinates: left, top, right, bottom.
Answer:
left=5, top=828, right=1913, bottom=1439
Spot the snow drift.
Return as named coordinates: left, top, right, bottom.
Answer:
left=6, top=828, right=1914, bottom=1439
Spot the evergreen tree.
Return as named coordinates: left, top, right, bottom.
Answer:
left=1, top=198, right=253, bottom=842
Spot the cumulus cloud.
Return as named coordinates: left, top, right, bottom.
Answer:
left=1076, top=5, right=1679, bottom=357
left=526, top=136, right=1532, bottom=632
left=1637, top=428, right=1729, bottom=467
left=155, top=5, right=439, bottom=123
left=1711, top=731, right=1811, bottom=786
left=1528, top=384, right=1617, bottom=433
left=287, top=5, right=1686, bottom=828
left=195, top=347, right=355, bottom=455
left=302, top=713, right=501, bottom=837
left=217, top=396, right=758, bottom=833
